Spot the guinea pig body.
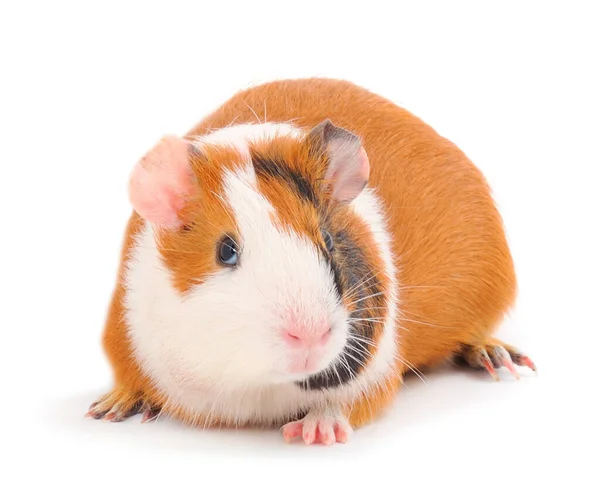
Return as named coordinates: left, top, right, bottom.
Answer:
left=88, top=79, right=535, bottom=444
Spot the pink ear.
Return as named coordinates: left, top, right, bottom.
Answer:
left=128, top=135, right=198, bottom=230
left=308, top=120, right=370, bottom=202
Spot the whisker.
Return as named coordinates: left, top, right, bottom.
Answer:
left=349, top=319, right=387, bottom=326
left=346, top=344, right=372, bottom=359
left=226, top=114, right=242, bottom=128
left=336, top=355, right=357, bottom=384
left=346, top=336, right=379, bottom=349
left=281, top=116, right=301, bottom=125
left=399, top=316, right=456, bottom=330
left=347, top=337, right=372, bottom=349
left=397, top=285, right=446, bottom=291
left=396, top=354, right=428, bottom=385
left=341, top=267, right=387, bottom=300
left=330, top=357, right=344, bottom=387
left=348, top=327, right=428, bottom=386
left=352, top=306, right=389, bottom=312
left=345, top=291, right=386, bottom=307
left=244, top=102, right=262, bottom=124
left=400, top=308, right=450, bottom=325
left=343, top=350, right=369, bottom=371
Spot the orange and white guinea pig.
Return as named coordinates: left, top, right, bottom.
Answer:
left=87, top=78, right=535, bottom=445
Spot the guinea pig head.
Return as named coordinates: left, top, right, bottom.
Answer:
left=125, top=121, right=385, bottom=395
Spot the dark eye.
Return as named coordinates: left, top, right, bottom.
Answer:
left=322, top=230, right=334, bottom=252
left=218, top=236, right=239, bottom=267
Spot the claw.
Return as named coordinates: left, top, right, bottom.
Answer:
left=507, top=350, right=537, bottom=374
left=480, top=349, right=500, bottom=381
left=282, top=421, right=303, bottom=443
left=141, top=407, right=160, bottom=423
left=334, top=423, right=349, bottom=443
left=495, top=346, right=520, bottom=380
left=501, top=357, right=520, bottom=379
left=86, top=407, right=107, bottom=420
left=85, top=402, right=99, bottom=417
left=318, top=421, right=336, bottom=445
left=518, top=355, right=537, bottom=374
left=303, top=423, right=317, bottom=445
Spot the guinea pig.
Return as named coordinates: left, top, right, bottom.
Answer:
left=86, top=78, right=535, bottom=445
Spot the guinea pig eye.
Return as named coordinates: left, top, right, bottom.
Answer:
left=218, top=236, right=239, bottom=267
left=322, top=230, right=334, bottom=252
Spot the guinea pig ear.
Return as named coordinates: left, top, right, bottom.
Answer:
left=307, top=119, right=370, bottom=203
left=128, top=135, right=200, bottom=230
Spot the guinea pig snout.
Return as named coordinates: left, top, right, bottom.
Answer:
left=283, top=322, right=331, bottom=349
left=282, top=321, right=332, bottom=374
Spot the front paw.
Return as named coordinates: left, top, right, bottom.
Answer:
left=85, top=387, right=160, bottom=423
left=281, top=409, right=352, bottom=445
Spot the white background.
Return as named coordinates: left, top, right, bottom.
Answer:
left=1, top=1, right=598, bottom=500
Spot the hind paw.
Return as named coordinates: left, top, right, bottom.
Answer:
left=455, top=339, right=536, bottom=381
left=86, top=388, right=160, bottom=423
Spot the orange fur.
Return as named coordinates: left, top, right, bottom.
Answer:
left=158, top=144, right=244, bottom=294
left=100, top=78, right=516, bottom=429
left=251, top=136, right=326, bottom=237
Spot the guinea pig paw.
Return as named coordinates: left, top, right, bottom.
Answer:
left=454, top=338, right=537, bottom=381
left=85, top=387, right=152, bottom=423
left=281, top=410, right=352, bottom=445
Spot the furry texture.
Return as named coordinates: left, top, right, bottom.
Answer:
left=95, top=78, right=517, bottom=435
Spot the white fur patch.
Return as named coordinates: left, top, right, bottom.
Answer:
left=344, top=188, right=400, bottom=393
left=193, top=122, right=300, bottom=158
left=123, top=122, right=399, bottom=425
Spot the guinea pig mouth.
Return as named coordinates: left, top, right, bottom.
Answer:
left=294, top=333, right=371, bottom=391
left=270, top=348, right=337, bottom=385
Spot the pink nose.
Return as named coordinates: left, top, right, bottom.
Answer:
left=283, top=324, right=332, bottom=348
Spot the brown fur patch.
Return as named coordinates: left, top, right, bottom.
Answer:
left=250, top=136, right=326, bottom=239
left=156, top=144, right=244, bottom=294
